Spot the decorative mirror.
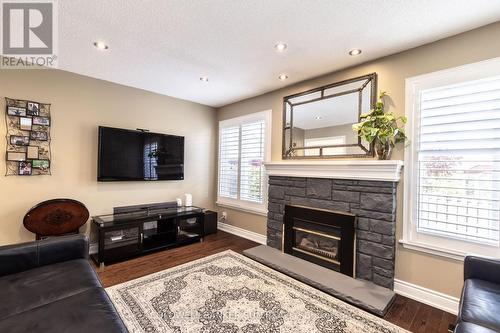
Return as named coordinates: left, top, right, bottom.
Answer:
left=283, top=73, right=377, bottom=158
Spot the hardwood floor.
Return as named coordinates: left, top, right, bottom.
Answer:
left=93, top=231, right=456, bottom=332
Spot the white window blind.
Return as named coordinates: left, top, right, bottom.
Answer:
left=416, top=75, right=500, bottom=245
left=240, top=121, right=265, bottom=203
left=218, top=126, right=240, bottom=199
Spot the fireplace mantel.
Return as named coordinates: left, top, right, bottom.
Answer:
left=264, top=160, right=404, bottom=182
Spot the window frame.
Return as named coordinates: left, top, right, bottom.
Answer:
left=216, top=110, right=272, bottom=216
left=402, top=57, right=500, bottom=261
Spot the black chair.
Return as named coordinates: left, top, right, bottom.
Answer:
left=455, top=256, right=500, bottom=333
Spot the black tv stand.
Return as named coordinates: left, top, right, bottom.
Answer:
left=90, top=204, right=205, bottom=267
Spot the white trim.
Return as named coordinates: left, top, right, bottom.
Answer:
left=404, top=56, right=500, bottom=87
left=264, top=160, right=404, bottom=182
left=217, top=222, right=267, bottom=245
left=394, top=279, right=460, bottom=315
left=216, top=200, right=268, bottom=216
left=403, top=57, right=500, bottom=259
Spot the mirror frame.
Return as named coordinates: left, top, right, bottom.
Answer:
left=282, top=73, right=377, bottom=159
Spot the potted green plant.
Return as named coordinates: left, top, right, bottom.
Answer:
left=352, top=92, right=407, bottom=160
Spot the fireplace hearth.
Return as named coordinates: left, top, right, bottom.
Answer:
left=283, top=205, right=356, bottom=277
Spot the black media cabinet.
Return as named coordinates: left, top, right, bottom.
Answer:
left=91, top=205, right=205, bottom=266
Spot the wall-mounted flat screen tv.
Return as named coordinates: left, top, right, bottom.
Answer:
left=98, top=126, right=184, bottom=181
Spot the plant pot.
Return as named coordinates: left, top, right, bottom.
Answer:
left=374, top=141, right=393, bottom=160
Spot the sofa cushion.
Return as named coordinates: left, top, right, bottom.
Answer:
left=460, top=279, right=500, bottom=331
left=0, top=259, right=101, bottom=320
left=455, top=322, right=500, bottom=333
left=0, top=287, right=127, bottom=333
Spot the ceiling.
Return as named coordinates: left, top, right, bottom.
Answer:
left=58, top=1, right=500, bottom=108
left=294, top=93, right=362, bottom=130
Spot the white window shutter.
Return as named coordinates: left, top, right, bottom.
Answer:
left=240, top=121, right=265, bottom=203
left=416, top=76, right=500, bottom=245
left=219, top=126, right=240, bottom=199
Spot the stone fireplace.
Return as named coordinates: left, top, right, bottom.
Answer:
left=265, top=161, right=403, bottom=289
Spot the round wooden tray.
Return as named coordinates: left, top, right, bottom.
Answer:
left=23, top=199, right=89, bottom=239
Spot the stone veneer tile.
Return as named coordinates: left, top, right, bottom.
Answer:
left=360, top=193, right=396, bottom=213
left=357, top=230, right=383, bottom=243
left=266, top=176, right=397, bottom=290
left=332, top=190, right=361, bottom=203
left=290, top=196, right=350, bottom=212
left=350, top=209, right=395, bottom=222
left=306, top=178, right=332, bottom=199
left=269, top=185, right=285, bottom=200
left=347, top=185, right=396, bottom=194
left=285, top=186, right=306, bottom=196
left=358, top=240, right=393, bottom=259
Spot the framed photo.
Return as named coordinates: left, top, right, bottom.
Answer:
left=7, top=106, right=27, bottom=117
left=32, top=159, right=50, bottom=170
left=6, top=151, right=26, bottom=161
left=27, top=102, right=40, bottom=116
left=33, top=116, right=50, bottom=126
left=30, top=131, right=48, bottom=141
left=27, top=146, right=39, bottom=159
left=19, top=117, right=32, bottom=131
left=19, top=161, right=32, bottom=175
left=10, top=135, right=30, bottom=146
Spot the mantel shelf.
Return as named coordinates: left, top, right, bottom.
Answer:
left=264, top=160, right=404, bottom=182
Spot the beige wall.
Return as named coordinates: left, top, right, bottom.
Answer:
left=216, top=21, right=500, bottom=298
left=304, top=123, right=356, bottom=141
left=0, top=69, right=216, bottom=245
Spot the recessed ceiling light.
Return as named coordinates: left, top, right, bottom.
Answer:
left=349, top=49, right=362, bottom=56
left=199, top=76, right=209, bottom=82
left=93, top=41, right=109, bottom=50
left=315, top=116, right=323, bottom=120
left=278, top=73, right=288, bottom=81
left=274, top=42, right=288, bottom=52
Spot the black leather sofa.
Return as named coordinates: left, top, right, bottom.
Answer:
left=0, top=234, right=127, bottom=333
left=455, top=256, right=500, bottom=333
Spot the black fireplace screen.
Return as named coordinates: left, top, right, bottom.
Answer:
left=283, top=205, right=356, bottom=277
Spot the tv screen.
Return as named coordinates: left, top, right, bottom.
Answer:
left=98, top=126, right=184, bottom=181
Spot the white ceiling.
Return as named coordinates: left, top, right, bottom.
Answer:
left=294, top=94, right=361, bottom=130
left=58, top=1, right=500, bottom=108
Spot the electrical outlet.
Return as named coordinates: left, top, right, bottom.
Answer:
left=221, top=211, right=227, bottom=221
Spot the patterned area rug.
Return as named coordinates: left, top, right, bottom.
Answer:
left=106, top=250, right=408, bottom=333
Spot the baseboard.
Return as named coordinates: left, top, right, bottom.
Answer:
left=394, top=279, right=460, bottom=315
left=217, top=222, right=267, bottom=245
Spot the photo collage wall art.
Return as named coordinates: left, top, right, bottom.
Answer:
left=5, top=97, right=51, bottom=176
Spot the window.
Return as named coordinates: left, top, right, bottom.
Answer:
left=304, top=136, right=347, bottom=156
left=217, top=110, right=271, bottom=215
left=144, top=140, right=158, bottom=180
left=403, top=57, right=500, bottom=259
